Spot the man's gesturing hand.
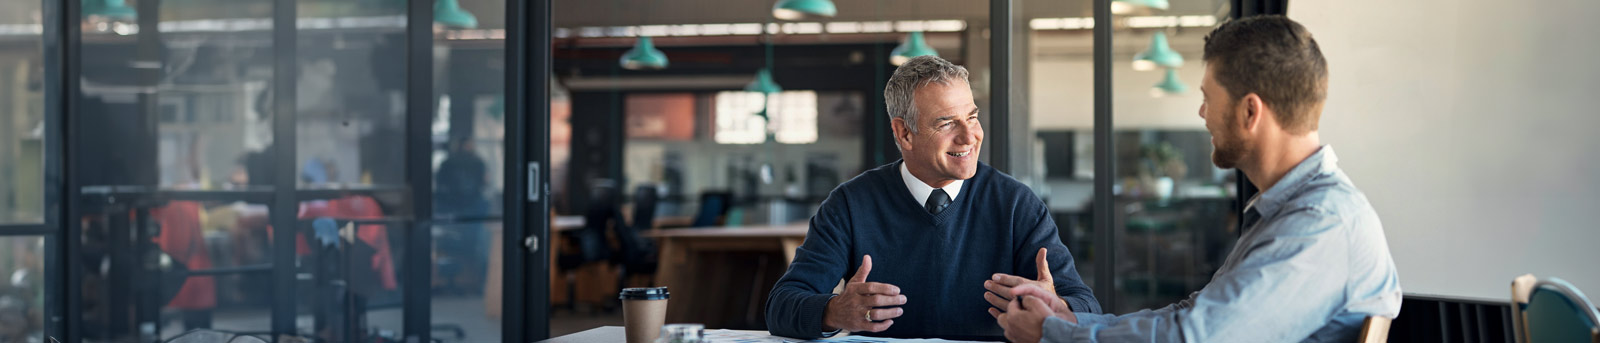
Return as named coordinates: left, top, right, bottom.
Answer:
left=984, top=248, right=1069, bottom=316
left=996, top=293, right=1057, bottom=343
left=823, top=255, right=906, bottom=333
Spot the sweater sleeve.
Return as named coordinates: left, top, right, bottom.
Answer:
left=766, top=190, right=854, bottom=339
left=1015, top=196, right=1103, bottom=314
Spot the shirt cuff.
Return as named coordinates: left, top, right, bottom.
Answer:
left=1072, top=312, right=1115, bottom=327
left=1061, top=295, right=1099, bottom=315
left=1042, top=316, right=1084, bottom=343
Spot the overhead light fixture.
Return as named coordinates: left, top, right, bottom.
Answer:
left=1112, top=0, right=1170, bottom=14
left=890, top=31, right=938, bottom=66
left=435, top=0, right=479, bottom=29
left=746, top=68, right=782, bottom=121
left=84, top=0, right=137, bottom=21
left=1132, top=31, right=1183, bottom=71
left=620, top=36, right=669, bottom=70
left=1151, top=68, right=1187, bottom=97
left=772, top=0, right=838, bottom=21
left=746, top=68, right=783, bottom=94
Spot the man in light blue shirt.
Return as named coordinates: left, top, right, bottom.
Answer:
left=994, top=15, right=1402, bottom=343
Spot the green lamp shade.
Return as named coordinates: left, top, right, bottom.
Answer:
left=772, top=0, right=838, bottom=21
left=890, top=32, right=939, bottom=66
left=1151, top=68, right=1187, bottom=97
left=85, top=0, right=137, bottom=20
left=1133, top=32, right=1184, bottom=71
left=435, top=0, right=479, bottom=29
left=745, top=68, right=783, bottom=94
left=620, top=36, right=669, bottom=70
left=1112, top=0, right=1170, bottom=14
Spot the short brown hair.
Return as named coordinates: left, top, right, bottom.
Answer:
left=1203, top=15, right=1328, bottom=134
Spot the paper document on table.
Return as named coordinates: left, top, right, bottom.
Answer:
left=704, top=329, right=996, bottom=343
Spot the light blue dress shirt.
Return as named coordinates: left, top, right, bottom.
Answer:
left=1043, top=146, right=1402, bottom=343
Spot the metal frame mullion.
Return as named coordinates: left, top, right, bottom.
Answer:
left=57, top=0, right=83, bottom=338
left=507, top=0, right=553, bottom=340
left=39, top=1, right=66, bottom=340
left=1091, top=0, right=1117, bottom=313
left=503, top=0, right=529, bottom=340
left=269, top=0, right=299, bottom=336
left=403, top=0, right=435, bottom=341
left=529, top=0, right=553, bottom=337
left=988, top=0, right=1012, bottom=174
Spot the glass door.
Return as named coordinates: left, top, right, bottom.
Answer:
left=56, top=0, right=546, bottom=341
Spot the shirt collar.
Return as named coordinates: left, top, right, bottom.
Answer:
left=901, top=161, right=963, bottom=207
left=1247, top=145, right=1339, bottom=219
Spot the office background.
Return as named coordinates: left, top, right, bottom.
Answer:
left=0, top=0, right=1594, bottom=342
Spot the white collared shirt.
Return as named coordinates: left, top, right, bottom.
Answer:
left=900, top=161, right=963, bottom=207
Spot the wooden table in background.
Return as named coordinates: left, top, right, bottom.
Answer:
left=643, top=223, right=809, bottom=329
left=546, top=215, right=693, bottom=307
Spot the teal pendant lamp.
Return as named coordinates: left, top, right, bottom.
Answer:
left=890, top=32, right=939, bottom=66
left=1112, top=0, right=1170, bottom=14
left=748, top=29, right=783, bottom=121
left=772, top=0, right=837, bottom=21
left=620, top=36, right=669, bottom=70
left=1151, top=68, right=1187, bottom=97
left=1132, top=32, right=1183, bottom=71
left=745, top=68, right=783, bottom=94
left=84, top=0, right=137, bottom=21
left=434, top=0, right=479, bottom=29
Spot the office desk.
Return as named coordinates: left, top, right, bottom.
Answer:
left=538, top=326, right=766, bottom=343
left=552, top=215, right=694, bottom=232
left=540, top=326, right=998, bottom=343
left=644, top=223, right=809, bottom=329
left=547, top=214, right=700, bottom=307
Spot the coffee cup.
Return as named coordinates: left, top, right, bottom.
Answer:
left=620, top=287, right=670, bottom=343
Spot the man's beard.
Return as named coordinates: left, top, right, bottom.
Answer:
left=1211, top=109, right=1251, bottom=169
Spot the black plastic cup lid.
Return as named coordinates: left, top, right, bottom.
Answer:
left=620, top=287, right=669, bottom=300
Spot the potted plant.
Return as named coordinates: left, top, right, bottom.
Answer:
left=1140, top=142, right=1187, bottom=202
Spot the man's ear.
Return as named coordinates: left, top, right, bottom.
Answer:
left=1240, top=93, right=1265, bottom=133
left=891, top=117, right=913, bottom=151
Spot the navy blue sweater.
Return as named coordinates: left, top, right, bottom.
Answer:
left=765, top=161, right=1100, bottom=340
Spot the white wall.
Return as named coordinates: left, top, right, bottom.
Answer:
left=1291, top=0, right=1600, bottom=300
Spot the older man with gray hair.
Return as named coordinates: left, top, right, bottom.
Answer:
left=766, top=56, right=1099, bottom=340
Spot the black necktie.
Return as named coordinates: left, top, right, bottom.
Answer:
left=926, top=189, right=952, bottom=214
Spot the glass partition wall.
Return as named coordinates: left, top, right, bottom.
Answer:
left=55, top=0, right=545, bottom=341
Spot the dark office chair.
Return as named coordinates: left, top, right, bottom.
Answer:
left=557, top=185, right=620, bottom=311
left=690, top=191, right=733, bottom=227
left=614, top=185, right=661, bottom=290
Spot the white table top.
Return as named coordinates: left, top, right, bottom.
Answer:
left=538, top=326, right=1000, bottom=343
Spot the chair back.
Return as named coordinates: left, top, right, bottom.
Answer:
left=575, top=185, right=619, bottom=262
left=615, top=185, right=659, bottom=265
left=631, top=185, right=659, bottom=231
left=691, top=191, right=732, bottom=227
left=1356, top=316, right=1392, bottom=343
left=1512, top=274, right=1600, bottom=343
